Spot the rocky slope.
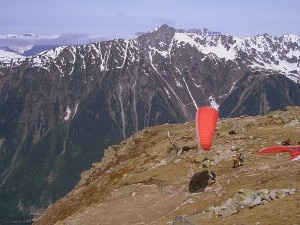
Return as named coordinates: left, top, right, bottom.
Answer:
left=33, top=106, right=300, bottom=225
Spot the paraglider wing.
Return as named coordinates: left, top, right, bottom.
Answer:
left=189, top=170, right=209, bottom=193
left=256, top=146, right=300, bottom=162
left=196, top=107, right=219, bottom=151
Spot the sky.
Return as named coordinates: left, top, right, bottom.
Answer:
left=1, top=0, right=300, bottom=47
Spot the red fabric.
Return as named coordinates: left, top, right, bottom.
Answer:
left=256, top=146, right=300, bottom=161
left=196, top=107, right=218, bottom=151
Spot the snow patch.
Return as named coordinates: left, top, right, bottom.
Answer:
left=64, top=106, right=72, bottom=121
left=209, top=96, right=219, bottom=109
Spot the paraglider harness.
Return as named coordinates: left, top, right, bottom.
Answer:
left=209, top=171, right=216, bottom=181
left=282, top=139, right=291, bottom=146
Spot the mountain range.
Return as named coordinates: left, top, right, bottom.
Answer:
left=0, top=24, right=299, bottom=222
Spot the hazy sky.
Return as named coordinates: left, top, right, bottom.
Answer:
left=1, top=0, right=300, bottom=42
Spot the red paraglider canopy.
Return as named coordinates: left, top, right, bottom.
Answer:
left=196, top=106, right=219, bottom=151
left=256, top=146, right=300, bottom=162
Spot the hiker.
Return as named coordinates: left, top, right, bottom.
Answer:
left=282, top=139, right=291, bottom=146
left=239, top=153, right=244, bottom=166
left=233, top=154, right=239, bottom=168
left=209, top=171, right=217, bottom=182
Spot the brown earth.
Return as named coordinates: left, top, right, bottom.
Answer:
left=34, top=106, right=300, bottom=225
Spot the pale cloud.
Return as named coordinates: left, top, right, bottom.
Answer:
left=0, top=33, right=108, bottom=49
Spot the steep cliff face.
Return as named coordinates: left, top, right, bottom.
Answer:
left=219, top=71, right=300, bottom=117
left=0, top=25, right=299, bottom=219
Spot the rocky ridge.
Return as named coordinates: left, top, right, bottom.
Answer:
left=34, top=106, right=300, bottom=225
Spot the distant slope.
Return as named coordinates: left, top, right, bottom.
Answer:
left=0, top=49, right=24, bottom=60
left=219, top=72, right=300, bottom=117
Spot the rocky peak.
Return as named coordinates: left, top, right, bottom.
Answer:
left=145, top=24, right=176, bottom=46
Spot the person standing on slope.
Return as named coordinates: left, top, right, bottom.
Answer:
left=239, top=153, right=244, bottom=166
left=233, top=154, right=239, bottom=168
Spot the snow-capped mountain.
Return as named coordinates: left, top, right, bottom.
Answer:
left=1, top=25, right=299, bottom=81
left=0, top=33, right=55, bottom=55
left=0, top=24, right=299, bottom=220
left=0, top=49, right=24, bottom=61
